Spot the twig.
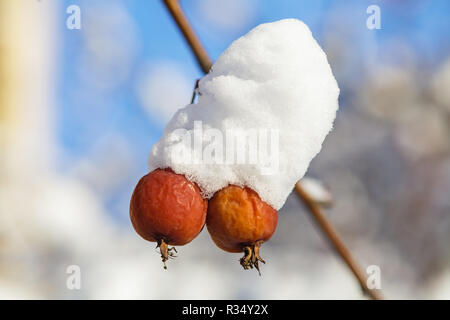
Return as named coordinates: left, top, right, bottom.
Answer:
left=295, top=182, right=383, bottom=300
left=163, top=0, right=212, bottom=73
left=162, top=0, right=384, bottom=300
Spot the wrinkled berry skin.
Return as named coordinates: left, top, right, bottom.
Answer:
left=206, top=185, right=278, bottom=253
left=130, top=169, right=207, bottom=246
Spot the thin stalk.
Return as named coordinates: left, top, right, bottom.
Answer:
left=295, top=182, right=383, bottom=300
left=163, top=0, right=212, bottom=73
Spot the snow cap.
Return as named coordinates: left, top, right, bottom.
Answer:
left=149, top=19, right=339, bottom=210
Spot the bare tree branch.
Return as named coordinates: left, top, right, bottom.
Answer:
left=295, top=182, right=383, bottom=300
left=163, top=0, right=212, bottom=74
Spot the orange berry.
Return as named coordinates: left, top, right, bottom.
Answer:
left=206, top=185, right=278, bottom=274
left=130, top=169, right=207, bottom=268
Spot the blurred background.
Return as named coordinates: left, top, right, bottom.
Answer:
left=0, top=0, right=449, bottom=299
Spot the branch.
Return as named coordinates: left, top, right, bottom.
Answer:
left=162, top=0, right=384, bottom=300
left=163, top=0, right=212, bottom=73
left=295, top=182, right=383, bottom=300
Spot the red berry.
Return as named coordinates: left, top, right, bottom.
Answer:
left=130, top=169, right=207, bottom=268
left=206, top=185, right=278, bottom=274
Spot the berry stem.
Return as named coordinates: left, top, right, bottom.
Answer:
left=157, top=239, right=177, bottom=270
left=240, top=241, right=266, bottom=276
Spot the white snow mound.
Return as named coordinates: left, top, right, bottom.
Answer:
left=148, top=19, right=339, bottom=210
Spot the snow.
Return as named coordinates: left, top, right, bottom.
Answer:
left=300, top=177, right=334, bottom=206
left=149, top=19, right=339, bottom=210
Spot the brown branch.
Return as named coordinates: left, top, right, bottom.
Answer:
left=295, top=182, right=383, bottom=300
left=162, top=0, right=384, bottom=300
left=163, top=0, right=212, bottom=74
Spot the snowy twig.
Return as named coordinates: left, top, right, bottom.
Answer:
left=162, top=0, right=384, bottom=300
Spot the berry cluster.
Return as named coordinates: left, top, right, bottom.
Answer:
left=130, top=169, right=277, bottom=274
